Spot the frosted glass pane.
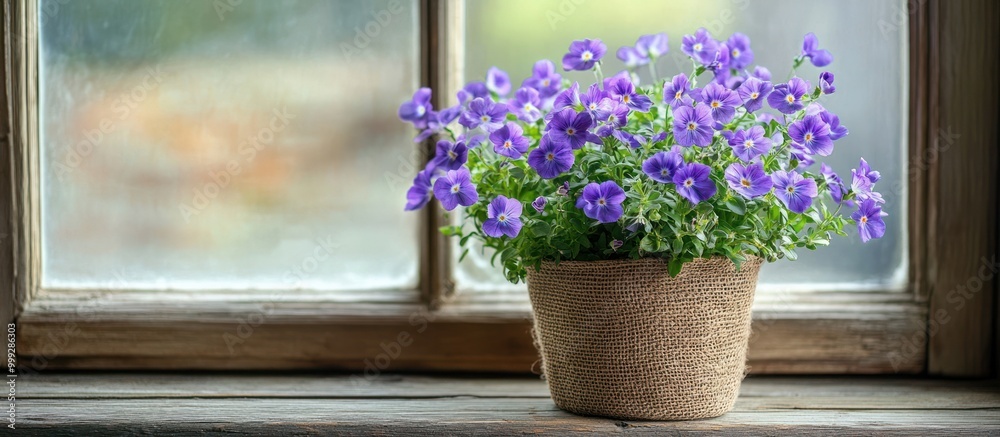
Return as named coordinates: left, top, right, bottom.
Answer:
left=459, top=0, right=907, bottom=292
left=40, top=0, right=420, bottom=290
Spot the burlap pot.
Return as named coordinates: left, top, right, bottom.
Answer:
left=526, top=256, right=763, bottom=421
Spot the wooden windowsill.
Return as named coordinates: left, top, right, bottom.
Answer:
left=15, top=374, right=1000, bottom=434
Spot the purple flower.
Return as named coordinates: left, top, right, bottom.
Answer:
left=852, top=199, right=886, bottom=243
left=616, top=46, right=647, bottom=68
left=546, top=108, right=601, bottom=149
left=672, top=103, right=715, bottom=147
left=482, top=196, right=523, bottom=238
left=404, top=169, right=435, bottom=211
left=819, top=72, right=835, bottom=94
left=820, top=163, right=848, bottom=205
left=580, top=83, right=609, bottom=115
left=696, top=82, right=742, bottom=123
left=557, top=181, right=570, bottom=196
left=673, top=162, right=717, bottom=204
left=531, top=196, right=547, bottom=213
left=819, top=110, right=848, bottom=140
left=459, top=97, right=508, bottom=132
left=562, top=38, right=606, bottom=71
left=508, top=87, right=542, bottom=123
left=789, top=114, right=834, bottom=156
left=607, top=76, right=652, bottom=112
left=398, top=88, right=433, bottom=129
left=682, top=28, right=720, bottom=66
left=801, top=33, right=833, bottom=67
left=727, top=126, right=772, bottom=162
left=725, top=162, right=772, bottom=199
left=552, top=82, right=580, bottom=112
left=850, top=158, right=885, bottom=204
left=726, top=32, right=754, bottom=69
left=637, top=33, right=669, bottom=58
left=486, top=67, right=511, bottom=96
left=527, top=135, right=574, bottom=179
left=429, top=140, right=468, bottom=171
left=432, top=168, right=478, bottom=211
left=772, top=170, right=818, bottom=213
left=489, top=123, right=530, bottom=159
left=642, top=147, right=684, bottom=184
left=595, top=99, right=629, bottom=137
left=856, top=158, right=881, bottom=183
left=413, top=105, right=462, bottom=142
left=576, top=181, right=626, bottom=223
left=790, top=142, right=815, bottom=171
left=767, top=78, right=810, bottom=114
left=522, top=60, right=562, bottom=99
left=752, top=66, right=772, bottom=81
left=617, top=33, right=668, bottom=67
left=612, top=130, right=644, bottom=149
left=737, top=77, right=773, bottom=113
left=457, top=82, right=488, bottom=105
left=610, top=239, right=624, bottom=251
left=662, top=74, right=693, bottom=109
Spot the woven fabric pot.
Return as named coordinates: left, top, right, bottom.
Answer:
left=526, top=256, right=763, bottom=421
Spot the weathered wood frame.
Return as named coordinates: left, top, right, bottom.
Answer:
left=2, top=0, right=996, bottom=376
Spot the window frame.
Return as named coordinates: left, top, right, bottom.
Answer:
left=3, top=0, right=996, bottom=376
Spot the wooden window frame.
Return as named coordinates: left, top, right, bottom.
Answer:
left=2, top=0, right=996, bottom=376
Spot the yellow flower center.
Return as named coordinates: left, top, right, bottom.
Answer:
left=711, top=101, right=720, bottom=108
left=503, top=140, right=512, bottom=149
left=451, top=185, right=460, bottom=193
left=480, top=115, right=489, bottom=122
left=744, top=140, right=754, bottom=148
left=786, top=186, right=795, bottom=194
left=684, top=179, right=694, bottom=187
left=804, top=133, right=813, bottom=142
left=546, top=152, right=555, bottom=161
left=785, top=95, right=795, bottom=104
left=750, top=92, right=759, bottom=99
left=542, top=79, right=550, bottom=86
left=732, top=49, right=740, bottom=57
left=741, top=178, right=751, bottom=188
left=566, top=128, right=576, bottom=135
left=447, top=151, right=457, bottom=160
left=598, top=198, right=606, bottom=206
left=581, top=51, right=593, bottom=61
left=623, top=95, right=631, bottom=103
left=687, top=122, right=696, bottom=131
left=498, top=214, right=507, bottom=222
left=860, top=216, right=868, bottom=224
left=693, top=43, right=703, bottom=52
left=675, top=91, right=683, bottom=99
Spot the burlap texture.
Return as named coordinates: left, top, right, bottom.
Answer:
left=526, top=256, right=763, bottom=421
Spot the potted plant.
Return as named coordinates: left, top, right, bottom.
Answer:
left=398, top=29, right=887, bottom=421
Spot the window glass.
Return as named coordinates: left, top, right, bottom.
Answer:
left=459, top=0, right=908, bottom=292
left=40, top=0, right=421, bottom=290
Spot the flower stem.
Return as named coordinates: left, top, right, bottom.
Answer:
left=593, top=62, right=604, bottom=84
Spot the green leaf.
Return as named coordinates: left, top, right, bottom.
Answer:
left=509, top=167, right=526, bottom=180
left=724, top=197, right=746, bottom=215
left=530, top=221, right=551, bottom=237
left=668, top=257, right=684, bottom=277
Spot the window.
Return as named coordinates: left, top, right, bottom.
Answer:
left=39, top=0, right=421, bottom=292
left=4, top=0, right=996, bottom=377
left=458, top=0, right=908, bottom=294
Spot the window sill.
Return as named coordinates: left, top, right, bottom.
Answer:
left=16, top=374, right=999, bottom=434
